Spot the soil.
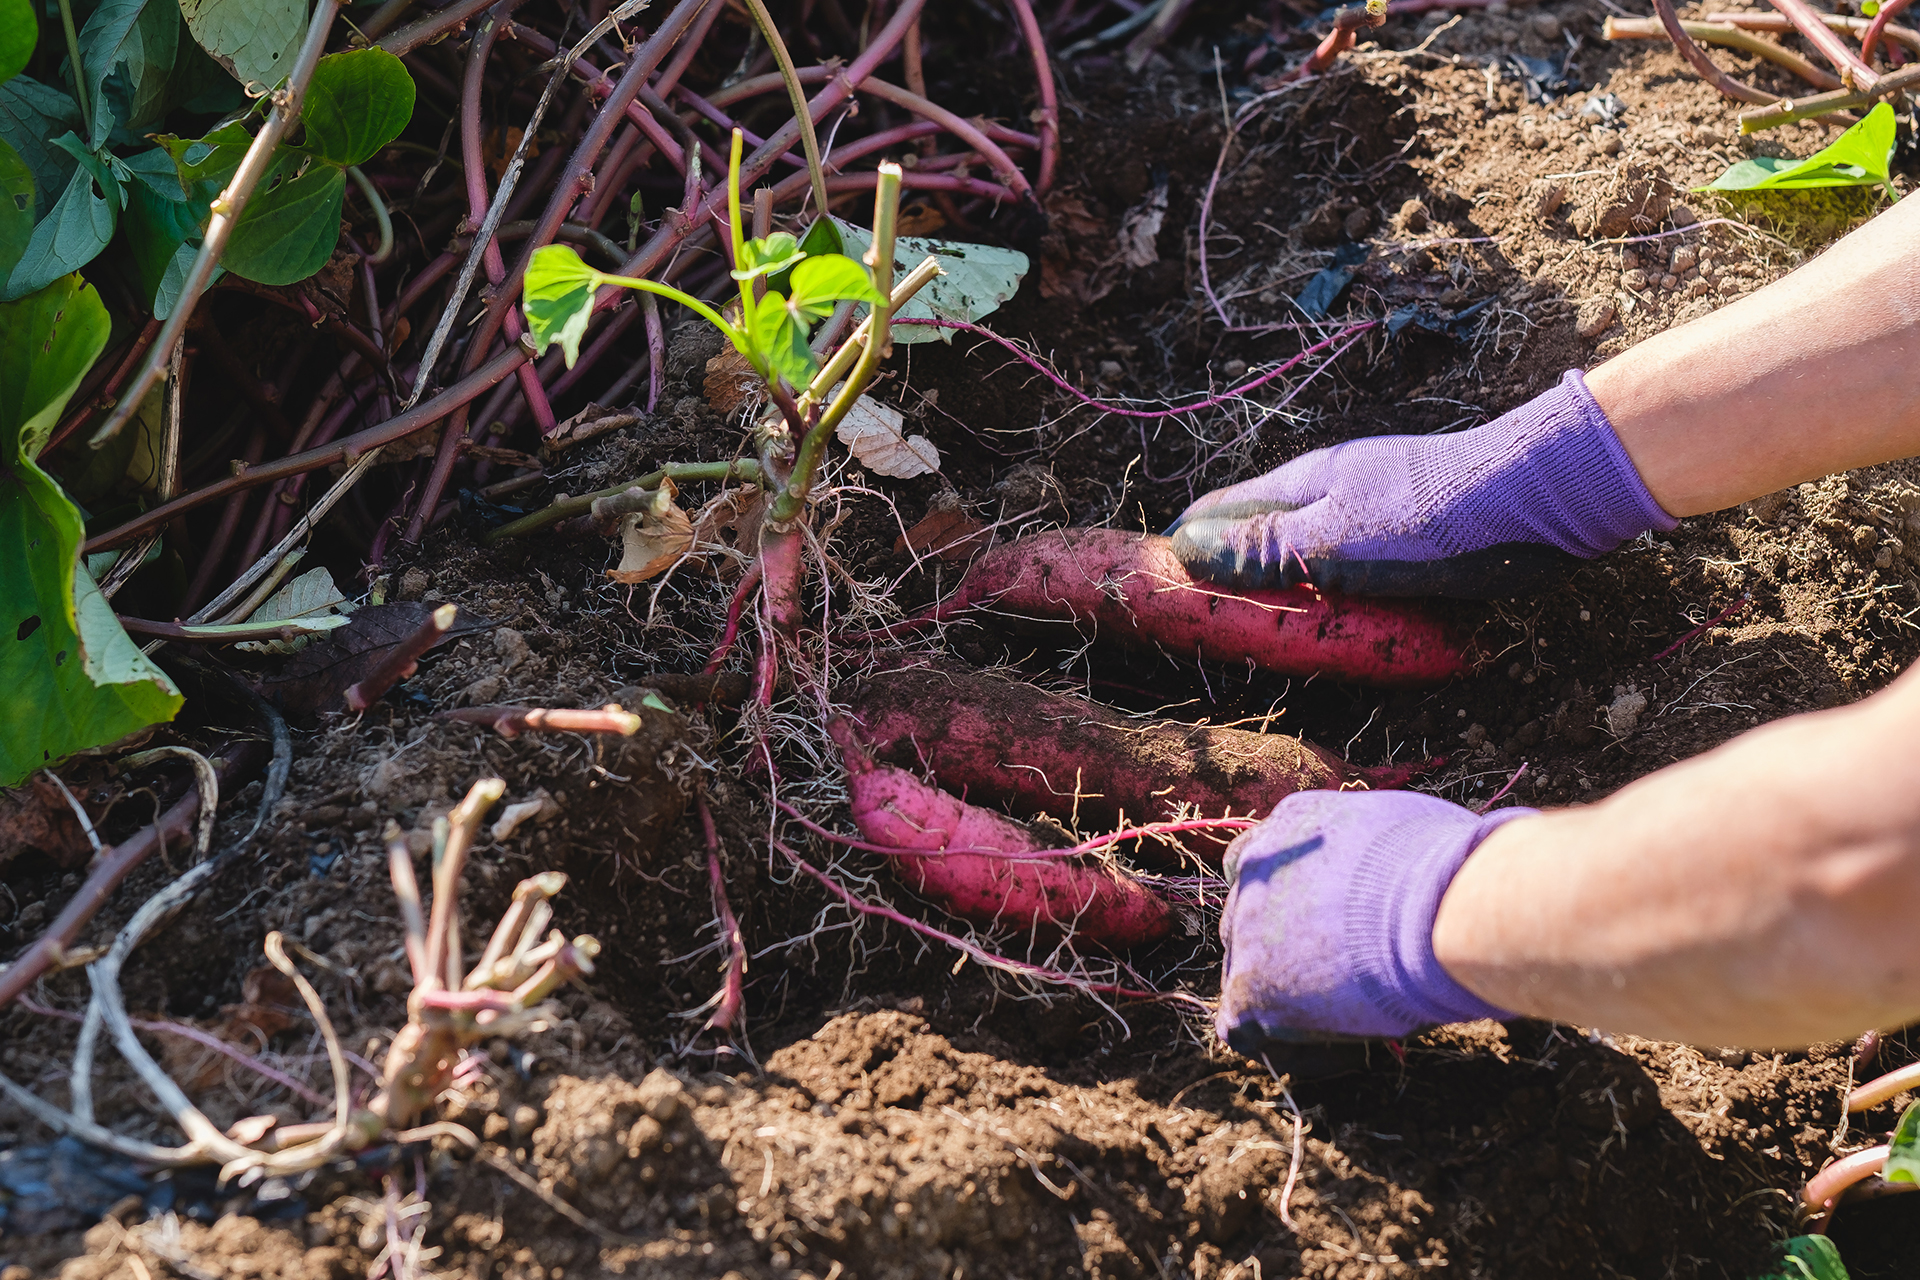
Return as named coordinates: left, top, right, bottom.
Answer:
left=7, top=3, right=1920, bottom=1279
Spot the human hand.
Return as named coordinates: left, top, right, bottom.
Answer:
left=1167, top=371, right=1675, bottom=599
left=1216, top=790, right=1534, bottom=1048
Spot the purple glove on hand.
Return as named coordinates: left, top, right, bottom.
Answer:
left=1217, top=790, right=1536, bottom=1048
left=1168, top=370, right=1676, bottom=599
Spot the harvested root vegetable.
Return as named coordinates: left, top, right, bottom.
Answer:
left=829, top=719, right=1174, bottom=947
left=839, top=664, right=1425, bottom=862
left=932, top=528, right=1469, bottom=687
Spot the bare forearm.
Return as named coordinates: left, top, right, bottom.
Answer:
left=1588, top=196, right=1920, bottom=517
left=1433, top=666, right=1920, bottom=1047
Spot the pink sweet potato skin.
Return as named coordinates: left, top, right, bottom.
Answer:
left=840, top=665, right=1424, bottom=863
left=939, top=528, right=1469, bottom=688
left=829, top=720, right=1173, bottom=946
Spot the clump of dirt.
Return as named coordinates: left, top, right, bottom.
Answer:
left=8, top=3, right=1920, bottom=1279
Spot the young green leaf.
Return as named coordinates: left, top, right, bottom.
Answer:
left=787, top=253, right=884, bottom=319
left=178, top=0, right=306, bottom=90
left=0, top=0, right=37, bottom=88
left=522, top=243, right=604, bottom=367
left=0, top=276, right=181, bottom=785
left=299, top=48, right=415, bottom=168
left=1883, top=1100, right=1920, bottom=1184
left=0, top=139, right=31, bottom=282
left=746, top=289, right=817, bottom=388
left=831, top=216, right=1025, bottom=345
left=79, top=0, right=180, bottom=148
left=3, top=146, right=121, bottom=301
left=1701, top=103, right=1898, bottom=195
left=766, top=216, right=841, bottom=294
left=0, top=78, right=84, bottom=220
left=1754, top=1235, right=1850, bottom=1280
left=732, top=230, right=804, bottom=282
left=223, top=162, right=345, bottom=285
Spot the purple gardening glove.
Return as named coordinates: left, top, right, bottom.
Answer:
left=1168, top=370, right=1676, bottom=599
left=1217, top=790, right=1536, bottom=1048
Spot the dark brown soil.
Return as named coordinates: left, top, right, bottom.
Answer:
left=8, top=4, right=1920, bottom=1279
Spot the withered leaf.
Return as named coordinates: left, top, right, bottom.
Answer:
left=609, top=492, right=695, bottom=584
left=704, top=347, right=761, bottom=415
left=836, top=395, right=940, bottom=478
left=258, top=603, right=491, bottom=717
left=895, top=507, right=988, bottom=562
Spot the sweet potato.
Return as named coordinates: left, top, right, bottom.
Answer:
left=934, top=528, right=1469, bottom=687
left=839, top=664, right=1425, bottom=862
left=828, top=719, right=1173, bottom=947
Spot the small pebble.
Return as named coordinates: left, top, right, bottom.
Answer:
left=1620, top=268, right=1649, bottom=290
left=1223, top=359, right=1248, bottom=379
left=1599, top=134, right=1623, bottom=156
left=1670, top=245, right=1697, bottom=273
left=1579, top=609, right=1592, bottom=621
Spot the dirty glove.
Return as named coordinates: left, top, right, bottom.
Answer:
left=1217, top=790, right=1536, bottom=1048
left=1167, top=370, right=1676, bottom=598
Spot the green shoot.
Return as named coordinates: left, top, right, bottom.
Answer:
left=524, top=128, right=882, bottom=392
left=1701, top=102, right=1900, bottom=202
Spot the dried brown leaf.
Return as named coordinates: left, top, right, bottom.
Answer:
left=895, top=507, right=988, bottom=562
left=704, top=347, right=760, bottom=415
left=608, top=494, right=695, bottom=584
left=836, top=396, right=940, bottom=479
left=257, top=603, right=490, bottom=717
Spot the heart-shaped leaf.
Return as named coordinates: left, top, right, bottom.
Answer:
left=157, top=119, right=252, bottom=190
left=786, top=252, right=883, bottom=321
left=831, top=216, right=1026, bottom=344
left=80, top=0, right=180, bottom=147
left=0, top=139, right=31, bottom=282
left=746, top=289, right=816, bottom=388
left=179, top=0, right=306, bottom=90
left=0, top=78, right=84, bottom=221
left=224, top=160, right=344, bottom=285
left=0, top=0, right=36, bottom=87
left=1702, top=103, right=1897, bottom=194
left=0, top=275, right=180, bottom=785
left=731, top=230, right=803, bottom=282
left=3, top=143, right=121, bottom=300
left=522, top=243, right=602, bottom=367
left=298, top=48, right=414, bottom=168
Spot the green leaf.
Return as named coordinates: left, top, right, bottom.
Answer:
left=178, top=0, right=307, bottom=90
left=80, top=0, right=180, bottom=147
left=766, top=216, right=842, bottom=294
left=0, top=78, right=84, bottom=220
left=297, top=48, right=413, bottom=167
left=153, top=239, right=216, bottom=319
left=521, top=242, right=602, bottom=367
left=0, top=138, right=31, bottom=282
left=1884, top=1100, right=1920, bottom=1184
left=1702, top=103, right=1898, bottom=193
left=123, top=177, right=205, bottom=308
left=731, top=231, right=803, bottom=282
left=1753, top=1235, right=1850, bottom=1280
left=223, top=160, right=343, bottom=285
left=787, top=252, right=883, bottom=319
left=3, top=145, right=121, bottom=300
left=0, top=0, right=36, bottom=87
left=746, top=289, right=816, bottom=388
left=0, top=275, right=181, bottom=785
left=157, top=120, right=253, bottom=191
left=830, top=216, right=1027, bottom=345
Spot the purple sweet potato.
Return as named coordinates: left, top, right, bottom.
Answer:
left=934, top=528, right=1469, bottom=687
left=829, top=720, right=1173, bottom=947
left=838, top=664, right=1427, bottom=862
